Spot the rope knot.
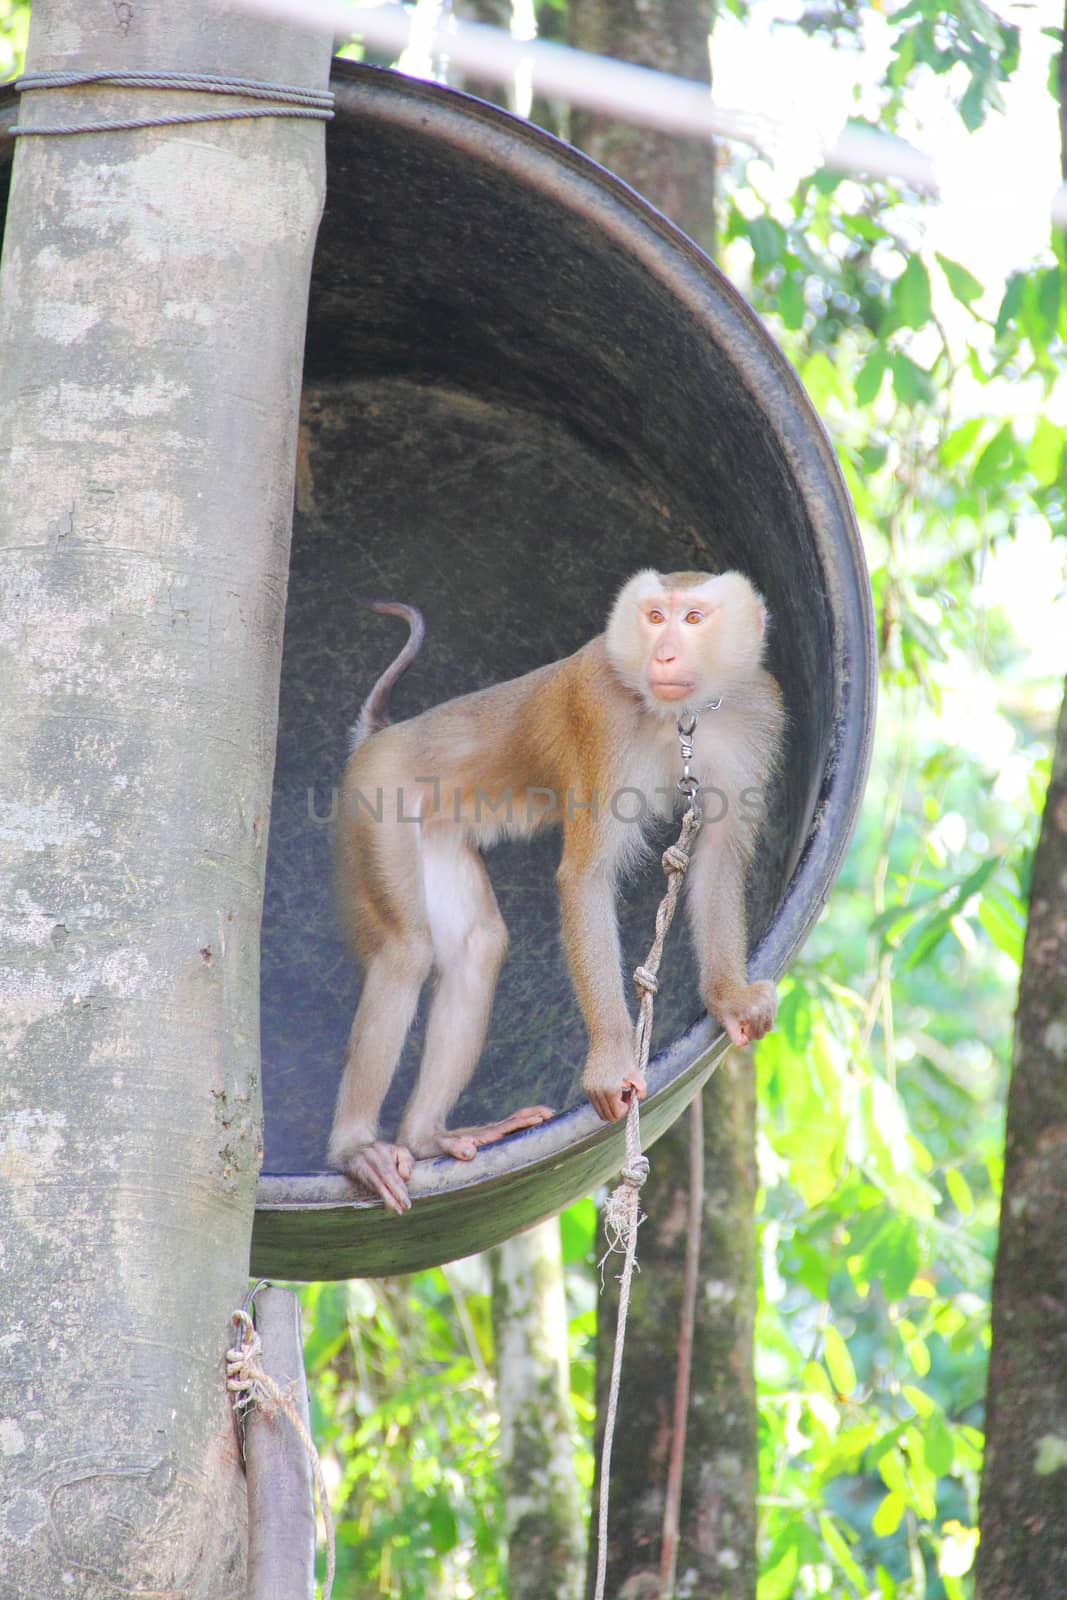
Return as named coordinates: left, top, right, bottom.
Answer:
left=662, top=842, right=690, bottom=875
left=226, top=1310, right=267, bottom=1413
left=226, top=1301, right=337, bottom=1599
left=632, top=964, right=659, bottom=996
left=620, top=1154, right=650, bottom=1190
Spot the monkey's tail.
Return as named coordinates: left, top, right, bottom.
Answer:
left=349, top=600, right=426, bottom=751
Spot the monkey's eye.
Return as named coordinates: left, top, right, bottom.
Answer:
left=648, top=608, right=666, bottom=624
left=684, top=609, right=704, bottom=624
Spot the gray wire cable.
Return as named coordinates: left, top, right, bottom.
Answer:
left=9, top=68, right=334, bottom=137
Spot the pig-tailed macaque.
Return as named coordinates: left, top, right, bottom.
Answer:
left=329, top=570, right=785, bottom=1211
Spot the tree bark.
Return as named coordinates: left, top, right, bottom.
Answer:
left=590, top=1057, right=756, bottom=1599
left=0, top=6, right=328, bottom=1595
left=566, top=0, right=716, bottom=256
left=244, top=1288, right=317, bottom=1600
left=490, top=1219, right=586, bottom=1600
left=977, top=679, right=1067, bottom=1599
left=562, top=12, right=755, bottom=1592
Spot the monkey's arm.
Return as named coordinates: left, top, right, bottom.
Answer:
left=684, top=673, right=783, bottom=1047
left=685, top=823, right=776, bottom=1048
left=557, top=844, right=642, bottom=1122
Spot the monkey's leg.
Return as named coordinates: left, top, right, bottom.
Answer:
left=398, top=835, right=553, bottom=1161
left=328, top=922, right=434, bottom=1213
left=685, top=830, right=776, bottom=1047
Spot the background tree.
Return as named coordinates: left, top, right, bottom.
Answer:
left=560, top=4, right=761, bottom=1596
left=976, top=17, right=1067, bottom=1593
left=490, top=1220, right=586, bottom=1600
left=976, top=683, right=1067, bottom=1598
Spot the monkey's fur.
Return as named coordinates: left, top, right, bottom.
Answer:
left=329, top=570, right=784, bottom=1211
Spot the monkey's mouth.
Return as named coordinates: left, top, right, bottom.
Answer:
left=649, top=680, right=696, bottom=701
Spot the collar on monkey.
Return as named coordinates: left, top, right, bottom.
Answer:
left=677, top=695, right=723, bottom=737
left=675, top=698, right=721, bottom=823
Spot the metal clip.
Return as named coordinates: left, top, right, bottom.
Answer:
left=676, top=714, right=702, bottom=822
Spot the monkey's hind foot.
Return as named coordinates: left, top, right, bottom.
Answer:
left=431, top=1105, right=555, bottom=1163
left=341, top=1140, right=416, bottom=1214
left=712, top=980, right=778, bottom=1049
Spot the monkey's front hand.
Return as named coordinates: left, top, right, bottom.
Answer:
left=582, top=1042, right=646, bottom=1123
left=338, top=1140, right=416, bottom=1214
left=710, top=980, right=777, bottom=1049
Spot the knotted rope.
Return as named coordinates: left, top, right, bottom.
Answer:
left=593, top=801, right=703, bottom=1600
left=227, top=1308, right=337, bottom=1600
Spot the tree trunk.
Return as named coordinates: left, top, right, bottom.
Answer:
left=590, top=1058, right=756, bottom=1599
left=451, top=0, right=515, bottom=105
left=566, top=0, right=716, bottom=256
left=562, top=7, right=755, bottom=1593
left=977, top=679, right=1067, bottom=1599
left=0, top=5, right=328, bottom=1595
left=490, top=1219, right=586, bottom=1600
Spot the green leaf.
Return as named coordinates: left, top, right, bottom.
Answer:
left=995, top=272, right=1025, bottom=339
left=855, top=348, right=889, bottom=406
left=803, top=1359, right=837, bottom=1400
left=560, top=1198, right=596, bottom=1263
left=959, top=76, right=987, bottom=133
left=776, top=275, right=806, bottom=330
left=890, top=352, right=934, bottom=405
left=1028, top=416, right=1063, bottom=487
left=777, top=978, right=814, bottom=1052
left=978, top=891, right=1025, bottom=963
left=922, top=1410, right=955, bottom=1476
left=905, top=1332, right=932, bottom=1376
left=802, top=349, right=848, bottom=407
left=1038, top=266, right=1062, bottom=337
left=936, top=252, right=984, bottom=307
left=902, top=856, right=1001, bottom=970
left=819, top=1513, right=867, bottom=1595
left=872, top=1491, right=906, bottom=1537
left=975, top=420, right=1018, bottom=488
left=945, top=1167, right=975, bottom=1217
left=748, top=214, right=785, bottom=270
left=903, top=1384, right=935, bottom=1419
left=866, top=1216, right=920, bottom=1300
left=757, top=1541, right=799, bottom=1600
left=892, top=255, right=932, bottom=329
left=940, top=416, right=985, bottom=467
left=823, top=1323, right=858, bottom=1396
left=427, top=1492, right=459, bottom=1555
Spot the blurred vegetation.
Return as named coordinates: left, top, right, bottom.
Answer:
left=0, top=0, right=28, bottom=81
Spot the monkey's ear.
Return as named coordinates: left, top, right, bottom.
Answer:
left=758, top=603, right=768, bottom=636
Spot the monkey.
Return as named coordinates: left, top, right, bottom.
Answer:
left=328, top=569, right=785, bottom=1212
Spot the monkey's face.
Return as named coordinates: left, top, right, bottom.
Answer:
left=605, top=569, right=768, bottom=716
